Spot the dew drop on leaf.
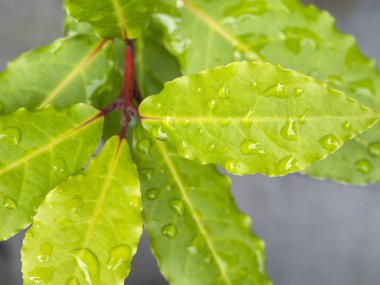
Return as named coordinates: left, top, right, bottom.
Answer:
left=107, top=245, right=132, bottom=273
left=28, top=267, right=54, bottom=284
left=153, top=127, right=168, bottom=140
left=250, top=81, right=258, bottom=91
left=320, top=134, right=341, bottom=151
left=225, top=158, right=239, bottom=173
left=146, top=189, right=160, bottom=200
left=53, top=157, right=67, bottom=173
left=368, top=142, right=380, bottom=157
left=161, top=224, right=177, bottom=238
left=0, top=127, right=22, bottom=145
left=24, top=231, right=33, bottom=240
left=207, top=143, right=216, bottom=153
left=276, top=155, right=298, bottom=172
left=71, top=248, right=99, bottom=284
left=355, top=159, right=372, bottom=174
left=65, top=195, right=83, bottom=213
left=299, top=106, right=311, bottom=124
left=218, top=85, right=230, bottom=98
left=181, top=120, right=190, bottom=128
left=219, top=117, right=231, bottom=127
left=207, top=99, right=217, bottom=110
left=3, top=196, right=18, bottom=210
left=169, top=199, right=185, bottom=216
left=66, top=277, right=80, bottom=285
left=37, top=242, right=54, bottom=263
left=341, top=121, right=352, bottom=131
left=275, top=83, right=288, bottom=98
left=137, top=139, right=151, bottom=155
left=240, top=140, right=265, bottom=155
left=128, top=196, right=141, bottom=209
left=280, top=118, right=298, bottom=141
left=139, top=168, right=154, bottom=180
left=242, top=110, right=254, bottom=129
left=293, top=87, right=304, bottom=97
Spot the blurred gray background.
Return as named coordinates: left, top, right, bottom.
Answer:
left=1, top=0, right=380, bottom=284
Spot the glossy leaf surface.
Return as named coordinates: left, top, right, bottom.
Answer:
left=0, top=104, right=103, bottom=241
left=140, top=61, right=378, bottom=176
left=135, top=21, right=181, bottom=98
left=155, top=0, right=380, bottom=183
left=0, top=35, right=120, bottom=114
left=133, top=124, right=271, bottom=285
left=65, top=0, right=154, bottom=39
left=22, top=136, right=142, bottom=285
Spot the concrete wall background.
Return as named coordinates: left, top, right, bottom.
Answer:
left=0, top=0, right=380, bottom=284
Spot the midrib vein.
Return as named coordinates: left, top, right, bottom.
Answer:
left=111, top=0, right=128, bottom=38
left=182, top=0, right=261, bottom=61
left=37, top=39, right=109, bottom=108
left=73, top=138, right=123, bottom=279
left=156, top=141, right=233, bottom=285
left=0, top=113, right=102, bottom=176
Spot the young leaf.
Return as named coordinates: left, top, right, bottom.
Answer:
left=0, top=104, right=103, bottom=241
left=135, top=21, right=182, bottom=98
left=154, top=0, right=380, bottom=183
left=22, top=136, right=142, bottom=285
left=139, top=61, right=379, bottom=176
left=0, top=35, right=120, bottom=114
left=132, top=124, right=271, bottom=285
left=65, top=0, right=154, bottom=39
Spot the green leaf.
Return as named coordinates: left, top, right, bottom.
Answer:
left=64, top=16, right=95, bottom=37
left=0, top=104, right=103, bottom=241
left=139, top=61, right=378, bottom=176
left=154, top=0, right=380, bottom=183
left=22, top=136, right=142, bottom=285
left=0, top=35, right=121, bottom=114
left=135, top=21, right=181, bottom=98
left=132, top=124, right=271, bottom=285
left=65, top=0, right=154, bottom=39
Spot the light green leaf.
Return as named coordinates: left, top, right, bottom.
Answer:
left=140, top=61, right=378, bottom=176
left=0, top=104, right=103, bottom=241
left=154, top=0, right=380, bottom=183
left=22, top=136, right=142, bottom=285
left=135, top=21, right=181, bottom=98
left=132, top=124, right=271, bottom=285
left=64, top=15, right=95, bottom=37
left=0, top=35, right=121, bottom=114
left=65, top=0, right=154, bottom=39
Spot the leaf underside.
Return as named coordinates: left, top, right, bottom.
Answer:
left=140, top=61, right=378, bottom=176
left=133, top=124, right=271, bottom=285
left=0, top=104, right=103, bottom=241
left=65, top=0, right=154, bottom=39
left=154, top=0, right=380, bottom=183
left=22, top=136, right=142, bottom=285
left=0, top=35, right=120, bottom=114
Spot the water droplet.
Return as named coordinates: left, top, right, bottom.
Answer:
left=320, top=134, right=341, bottom=151
left=0, top=127, right=22, bottom=145
left=187, top=246, right=197, bottom=255
left=341, top=121, right=352, bottom=131
left=219, top=117, right=231, bottom=127
left=368, top=142, right=380, bottom=157
left=355, top=159, right=372, bottom=174
left=65, top=195, right=83, bottom=212
left=107, top=245, right=132, bottom=274
left=25, top=231, right=33, bottom=240
left=207, top=99, right=217, bottom=110
left=53, top=157, right=67, bottom=173
left=250, top=81, right=258, bottom=91
left=225, top=158, right=238, bottom=173
left=66, top=277, right=80, bottom=285
left=240, top=140, right=265, bottom=155
left=153, top=127, right=168, bottom=140
left=37, top=242, right=53, bottom=263
left=60, top=219, right=75, bottom=230
left=299, top=107, right=311, bottom=124
left=165, top=116, right=174, bottom=128
left=277, top=155, right=298, bottom=172
left=207, top=143, right=216, bottom=152
left=128, top=196, right=141, bottom=209
left=71, top=248, right=99, bottom=284
left=28, top=267, right=54, bottom=284
left=276, top=83, right=288, bottom=97
left=169, top=199, right=185, bottom=216
left=218, top=85, right=230, bottom=98
left=280, top=118, right=297, bottom=141
left=137, top=139, right=151, bottom=155
left=3, top=196, right=18, bottom=210
left=181, top=120, right=190, bottom=128
left=139, top=168, right=154, bottom=180
left=146, top=189, right=160, bottom=200
left=293, top=88, right=304, bottom=97
left=161, top=224, right=177, bottom=238
left=242, top=110, right=254, bottom=129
